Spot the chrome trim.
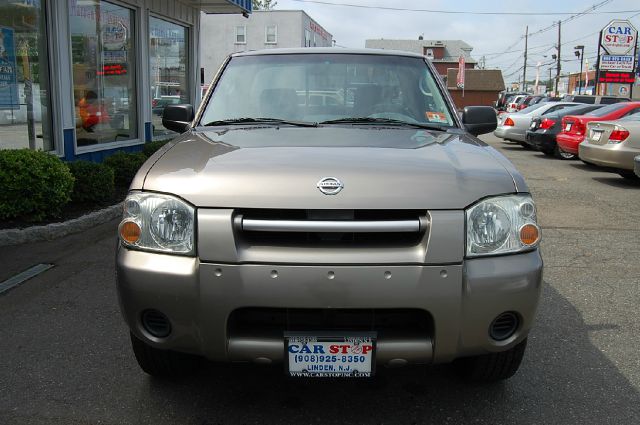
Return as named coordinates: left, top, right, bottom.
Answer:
left=241, top=218, right=421, bottom=233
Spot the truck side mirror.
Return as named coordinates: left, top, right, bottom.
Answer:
left=461, top=106, right=497, bottom=136
left=162, top=104, right=194, bottom=134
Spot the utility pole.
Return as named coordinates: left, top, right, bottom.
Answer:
left=523, top=26, right=528, bottom=92
left=555, top=21, right=561, bottom=95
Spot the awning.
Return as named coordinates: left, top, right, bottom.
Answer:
left=188, top=0, right=252, bottom=14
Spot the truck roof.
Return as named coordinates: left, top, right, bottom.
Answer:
left=232, top=47, right=426, bottom=59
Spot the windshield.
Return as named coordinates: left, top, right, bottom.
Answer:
left=585, top=103, right=629, bottom=117
left=200, top=54, right=455, bottom=127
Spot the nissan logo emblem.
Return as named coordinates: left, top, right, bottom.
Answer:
left=317, top=177, right=344, bottom=195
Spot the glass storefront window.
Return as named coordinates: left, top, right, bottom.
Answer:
left=0, top=0, right=53, bottom=151
left=149, top=17, right=188, bottom=139
left=69, top=0, right=137, bottom=147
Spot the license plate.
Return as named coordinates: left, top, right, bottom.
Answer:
left=591, top=130, right=602, bottom=142
left=285, top=332, right=376, bottom=377
left=565, top=123, right=573, bottom=132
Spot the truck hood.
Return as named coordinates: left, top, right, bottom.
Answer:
left=140, top=126, right=519, bottom=209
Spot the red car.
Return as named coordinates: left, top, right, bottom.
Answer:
left=556, top=102, right=640, bottom=159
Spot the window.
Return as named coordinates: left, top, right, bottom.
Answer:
left=0, top=1, right=53, bottom=151
left=235, top=26, right=246, bottom=44
left=69, top=0, right=137, bottom=148
left=265, top=25, right=277, bottom=44
left=149, top=17, right=189, bottom=139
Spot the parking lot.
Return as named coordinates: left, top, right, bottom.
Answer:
left=1, top=133, right=639, bottom=425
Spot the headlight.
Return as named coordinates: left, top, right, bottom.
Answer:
left=466, top=194, right=540, bottom=257
left=118, top=192, right=195, bottom=255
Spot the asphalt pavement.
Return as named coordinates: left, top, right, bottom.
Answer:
left=1, top=133, right=639, bottom=424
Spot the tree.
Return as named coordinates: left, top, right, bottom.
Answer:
left=252, top=0, right=277, bottom=10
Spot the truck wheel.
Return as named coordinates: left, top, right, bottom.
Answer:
left=454, top=338, right=527, bottom=382
left=130, top=332, right=201, bottom=377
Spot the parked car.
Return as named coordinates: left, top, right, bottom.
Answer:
left=152, top=95, right=181, bottom=116
left=556, top=102, right=640, bottom=159
left=495, top=91, right=527, bottom=111
left=116, top=48, right=542, bottom=382
left=494, top=102, right=579, bottom=145
left=578, top=113, right=640, bottom=179
left=506, top=94, right=529, bottom=112
left=635, top=155, right=640, bottom=177
left=537, top=96, right=562, bottom=104
left=525, top=104, right=605, bottom=158
left=518, top=95, right=545, bottom=110
left=561, top=94, right=630, bottom=105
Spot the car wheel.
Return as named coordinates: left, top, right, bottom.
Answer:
left=130, top=332, right=201, bottom=377
left=618, top=171, right=639, bottom=180
left=554, top=146, right=575, bottom=160
left=453, top=338, right=527, bottom=382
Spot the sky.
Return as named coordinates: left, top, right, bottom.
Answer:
left=271, top=0, right=640, bottom=84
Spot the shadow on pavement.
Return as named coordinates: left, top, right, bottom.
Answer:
left=591, top=176, right=640, bottom=188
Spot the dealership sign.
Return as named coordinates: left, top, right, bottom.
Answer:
left=600, top=20, right=637, bottom=55
left=598, top=71, right=635, bottom=84
left=599, top=55, right=635, bottom=72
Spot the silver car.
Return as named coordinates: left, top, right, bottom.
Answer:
left=580, top=113, right=640, bottom=180
left=495, top=102, right=579, bottom=144
left=116, top=49, right=543, bottom=382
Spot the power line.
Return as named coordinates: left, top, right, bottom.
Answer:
left=289, top=0, right=634, bottom=15
left=485, top=0, right=612, bottom=65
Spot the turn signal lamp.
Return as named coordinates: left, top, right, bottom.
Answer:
left=609, top=126, right=629, bottom=143
left=519, top=224, right=540, bottom=246
left=119, top=221, right=141, bottom=244
left=504, top=117, right=515, bottom=126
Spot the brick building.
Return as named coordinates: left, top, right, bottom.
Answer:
left=364, top=38, right=476, bottom=82
left=446, top=69, right=505, bottom=109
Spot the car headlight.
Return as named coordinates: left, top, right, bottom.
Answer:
left=118, top=192, right=195, bottom=255
left=466, top=194, right=540, bottom=257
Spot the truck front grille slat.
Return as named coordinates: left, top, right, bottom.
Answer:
left=241, top=218, right=420, bottom=233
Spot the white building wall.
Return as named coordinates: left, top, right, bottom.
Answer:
left=200, top=10, right=333, bottom=84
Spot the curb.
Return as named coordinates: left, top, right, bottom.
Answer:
left=0, top=203, right=123, bottom=247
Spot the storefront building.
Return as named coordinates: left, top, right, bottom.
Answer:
left=0, top=0, right=250, bottom=161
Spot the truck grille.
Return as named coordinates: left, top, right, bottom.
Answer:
left=235, top=209, right=427, bottom=247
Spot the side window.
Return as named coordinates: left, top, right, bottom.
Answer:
left=599, top=97, right=618, bottom=105
left=543, top=105, right=566, bottom=115
left=623, top=108, right=640, bottom=117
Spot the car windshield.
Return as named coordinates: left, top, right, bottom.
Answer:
left=200, top=54, right=455, bottom=128
left=585, top=103, right=628, bottom=117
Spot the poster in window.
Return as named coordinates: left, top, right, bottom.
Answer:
left=0, top=26, right=18, bottom=110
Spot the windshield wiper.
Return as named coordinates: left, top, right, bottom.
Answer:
left=203, top=117, right=318, bottom=127
left=319, top=117, right=449, bottom=131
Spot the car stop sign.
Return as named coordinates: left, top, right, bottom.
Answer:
left=601, top=20, right=637, bottom=55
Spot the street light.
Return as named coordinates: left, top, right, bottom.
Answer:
left=574, top=45, right=584, bottom=94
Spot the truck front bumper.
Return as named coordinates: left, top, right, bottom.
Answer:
left=116, top=247, right=543, bottom=365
